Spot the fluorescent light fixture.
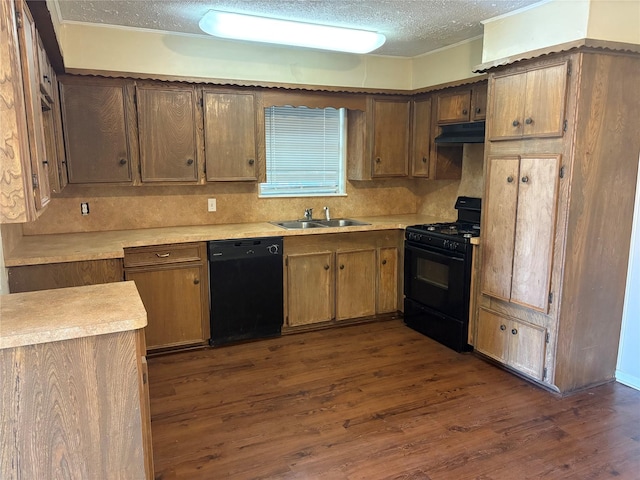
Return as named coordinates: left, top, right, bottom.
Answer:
left=199, top=10, right=386, bottom=54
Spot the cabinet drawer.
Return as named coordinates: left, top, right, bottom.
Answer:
left=124, top=243, right=203, bottom=268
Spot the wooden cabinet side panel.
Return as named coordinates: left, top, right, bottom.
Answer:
left=0, top=0, right=32, bottom=223
left=480, top=156, right=520, bottom=302
left=377, top=247, right=399, bottom=314
left=137, top=86, right=199, bottom=182
left=286, top=252, right=334, bottom=326
left=60, top=80, right=133, bottom=183
left=8, top=259, right=124, bottom=293
left=511, top=155, right=560, bottom=312
left=0, top=332, right=146, bottom=479
left=336, top=249, right=376, bottom=320
left=204, top=91, right=257, bottom=181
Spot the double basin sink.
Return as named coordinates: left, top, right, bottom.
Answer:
left=273, top=218, right=370, bottom=229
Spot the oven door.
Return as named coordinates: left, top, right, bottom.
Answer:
left=404, top=241, right=468, bottom=321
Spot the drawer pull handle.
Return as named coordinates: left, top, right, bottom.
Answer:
left=500, top=324, right=506, bottom=331
left=507, top=176, right=514, bottom=183
left=422, top=156, right=427, bottom=163
left=119, top=158, right=127, bottom=166
left=248, top=159, right=255, bottom=165
left=476, top=107, right=482, bottom=114
left=339, top=264, right=345, bottom=270
left=375, top=157, right=382, bottom=164
left=156, top=253, right=171, bottom=258
left=324, top=264, right=330, bottom=270
left=186, top=158, right=194, bottom=166
left=511, top=328, right=518, bottom=335
left=525, top=117, right=533, bottom=125
left=522, top=176, right=529, bottom=183
left=462, top=108, right=468, bottom=115
left=193, top=278, right=200, bottom=285
left=382, top=259, right=387, bottom=265
left=512, top=120, right=520, bottom=127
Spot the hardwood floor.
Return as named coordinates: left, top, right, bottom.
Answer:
left=148, top=320, right=640, bottom=479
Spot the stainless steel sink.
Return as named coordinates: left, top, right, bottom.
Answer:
left=272, top=218, right=370, bottom=229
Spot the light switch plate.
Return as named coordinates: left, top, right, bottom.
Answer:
left=208, top=198, right=217, bottom=212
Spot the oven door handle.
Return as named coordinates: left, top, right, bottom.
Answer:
left=405, top=242, right=465, bottom=261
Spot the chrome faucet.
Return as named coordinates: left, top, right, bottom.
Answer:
left=323, top=206, right=331, bottom=221
left=304, top=208, right=313, bottom=220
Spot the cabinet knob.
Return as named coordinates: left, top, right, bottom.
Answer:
left=156, top=253, right=171, bottom=258
left=339, top=264, right=345, bottom=270
left=512, top=120, right=520, bottom=127
left=500, top=324, right=506, bottom=331
left=522, top=176, right=529, bottom=183
left=42, top=159, right=49, bottom=166
left=525, top=117, right=533, bottom=125
left=507, top=176, right=514, bottom=183
left=375, top=157, right=381, bottom=164
left=194, top=278, right=200, bottom=285
left=462, top=109, right=468, bottom=115
left=186, top=158, right=194, bottom=166
left=476, top=107, right=482, bottom=114
left=119, top=158, right=127, bottom=166
left=511, top=328, right=518, bottom=335
left=324, top=264, right=330, bottom=270
left=382, top=259, right=387, bottom=265
left=248, top=159, right=255, bottom=165
left=422, top=156, right=427, bottom=163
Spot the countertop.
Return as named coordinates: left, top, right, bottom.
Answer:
left=5, top=214, right=448, bottom=267
left=0, top=281, right=147, bottom=349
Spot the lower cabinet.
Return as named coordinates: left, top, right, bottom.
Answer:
left=284, top=232, right=402, bottom=329
left=475, top=307, right=547, bottom=380
left=124, top=242, right=210, bottom=351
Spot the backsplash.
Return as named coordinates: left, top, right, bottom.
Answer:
left=21, top=144, right=484, bottom=235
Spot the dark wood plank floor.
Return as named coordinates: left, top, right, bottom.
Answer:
left=148, top=320, right=640, bottom=479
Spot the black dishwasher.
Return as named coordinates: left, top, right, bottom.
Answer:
left=208, top=237, right=283, bottom=346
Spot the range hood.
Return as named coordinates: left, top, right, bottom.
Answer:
left=435, top=121, right=485, bottom=144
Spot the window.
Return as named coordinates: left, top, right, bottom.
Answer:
left=259, top=105, right=346, bottom=197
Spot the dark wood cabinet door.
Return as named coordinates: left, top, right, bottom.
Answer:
left=410, top=97, right=431, bottom=177
left=204, top=91, right=257, bottom=181
left=371, top=98, right=410, bottom=177
left=471, top=83, right=488, bottom=121
left=522, top=62, right=568, bottom=138
left=60, top=79, right=136, bottom=183
left=436, top=89, right=471, bottom=124
left=137, top=86, right=199, bottom=182
left=488, top=72, right=527, bottom=140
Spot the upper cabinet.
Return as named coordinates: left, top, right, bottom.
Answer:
left=203, top=90, right=257, bottom=181
left=410, top=96, right=431, bottom=178
left=487, top=61, right=568, bottom=141
left=436, top=83, right=487, bottom=124
left=136, top=85, right=200, bottom=183
left=348, top=95, right=410, bottom=180
left=60, top=77, right=138, bottom=184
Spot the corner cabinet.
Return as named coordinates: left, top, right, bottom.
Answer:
left=476, top=49, right=640, bottom=393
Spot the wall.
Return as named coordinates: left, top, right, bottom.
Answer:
left=588, top=0, right=640, bottom=44
left=617, top=155, right=640, bottom=390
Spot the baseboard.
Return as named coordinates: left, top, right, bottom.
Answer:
left=615, top=371, right=640, bottom=391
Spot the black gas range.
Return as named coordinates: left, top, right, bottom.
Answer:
left=403, top=196, right=481, bottom=352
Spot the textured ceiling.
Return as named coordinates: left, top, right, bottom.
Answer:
left=52, top=0, right=542, bottom=57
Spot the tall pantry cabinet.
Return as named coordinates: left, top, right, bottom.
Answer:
left=475, top=47, right=640, bottom=394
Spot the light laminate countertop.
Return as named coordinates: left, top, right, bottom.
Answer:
left=0, top=281, right=147, bottom=349
left=6, top=214, right=449, bottom=267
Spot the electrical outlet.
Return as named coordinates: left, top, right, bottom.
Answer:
left=80, top=202, right=90, bottom=215
left=207, top=198, right=217, bottom=212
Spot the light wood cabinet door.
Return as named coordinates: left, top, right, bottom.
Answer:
left=126, top=264, right=207, bottom=350
left=60, top=78, right=137, bottom=183
left=476, top=308, right=546, bottom=380
left=481, top=155, right=561, bottom=313
left=136, top=86, right=199, bottom=182
left=488, top=61, right=568, bottom=140
left=410, top=97, right=431, bottom=177
left=336, top=249, right=376, bottom=320
left=371, top=97, right=410, bottom=177
left=436, top=89, right=471, bottom=124
left=511, top=155, right=560, bottom=312
left=287, top=251, right=334, bottom=327
left=481, top=156, right=520, bottom=302
left=204, top=91, right=257, bottom=181
left=377, top=247, right=399, bottom=314
left=16, top=0, right=50, bottom=211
